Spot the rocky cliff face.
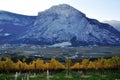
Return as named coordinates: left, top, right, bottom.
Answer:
left=0, top=4, right=120, bottom=46
left=0, top=11, right=36, bottom=43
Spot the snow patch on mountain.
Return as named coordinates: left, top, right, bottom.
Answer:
left=4, top=33, right=11, bottom=36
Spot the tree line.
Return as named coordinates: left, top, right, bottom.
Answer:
left=0, top=56, right=120, bottom=73
left=71, top=56, right=120, bottom=70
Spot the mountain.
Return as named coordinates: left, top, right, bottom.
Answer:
left=0, top=11, right=36, bottom=44
left=0, top=4, right=120, bottom=46
left=103, top=20, right=120, bottom=32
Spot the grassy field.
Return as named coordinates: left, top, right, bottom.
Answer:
left=0, top=70, right=120, bottom=80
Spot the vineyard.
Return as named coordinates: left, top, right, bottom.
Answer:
left=0, top=56, right=120, bottom=80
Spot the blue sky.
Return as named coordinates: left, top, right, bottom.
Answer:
left=0, top=0, right=120, bottom=21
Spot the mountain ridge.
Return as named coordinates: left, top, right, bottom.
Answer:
left=0, top=10, right=36, bottom=44
left=0, top=4, right=120, bottom=46
left=103, top=20, right=120, bottom=32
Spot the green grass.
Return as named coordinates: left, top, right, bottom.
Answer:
left=0, top=74, right=46, bottom=80
left=0, top=70, right=120, bottom=80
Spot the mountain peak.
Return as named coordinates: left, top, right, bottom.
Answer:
left=41, top=4, right=85, bottom=17
left=51, top=4, right=73, bottom=9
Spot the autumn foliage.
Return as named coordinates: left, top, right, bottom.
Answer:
left=71, top=56, right=120, bottom=70
left=0, top=56, right=120, bottom=73
left=0, top=58, right=65, bottom=72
